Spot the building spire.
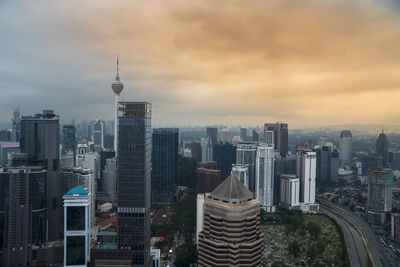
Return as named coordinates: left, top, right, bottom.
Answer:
left=116, top=55, right=120, bottom=81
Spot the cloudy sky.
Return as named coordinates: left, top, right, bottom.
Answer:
left=1, top=0, right=400, bottom=127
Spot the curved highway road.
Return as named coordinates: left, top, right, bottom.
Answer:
left=320, top=205, right=365, bottom=267
left=318, top=198, right=399, bottom=267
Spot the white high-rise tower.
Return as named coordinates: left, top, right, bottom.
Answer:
left=111, top=57, right=124, bottom=153
left=255, top=143, right=275, bottom=212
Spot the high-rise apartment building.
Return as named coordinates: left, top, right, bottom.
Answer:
left=279, top=174, right=300, bottom=209
left=20, top=110, right=60, bottom=240
left=255, top=143, right=275, bottom=212
left=339, top=130, right=352, bottom=165
left=117, top=102, right=151, bottom=266
left=376, top=131, right=389, bottom=167
left=206, top=127, right=218, bottom=147
left=296, top=150, right=316, bottom=204
left=274, top=155, right=297, bottom=206
left=93, top=118, right=104, bottom=152
left=151, top=128, right=179, bottom=204
left=366, top=168, right=393, bottom=224
left=236, top=142, right=257, bottom=192
left=62, top=125, right=76, bottom=154
left=197, top=175, right=263, bottom=266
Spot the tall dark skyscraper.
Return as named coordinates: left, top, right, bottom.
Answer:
left=62, top=125, right=76, bottom=154
left=206, top=127, right=218, bottom=146
left=151, top=128, right=179, bottom=204
left=376, top=131, right=389, bottom=167
left=20, top=110, right=60, bottom=241
left=213, top=143, right=236, bottom=180
left=117, top=102, right=151, bottom=266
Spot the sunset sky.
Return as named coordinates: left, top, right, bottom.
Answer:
left=1, top=0, right=400, bottom=127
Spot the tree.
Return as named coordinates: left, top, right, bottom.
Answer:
left=175, top=239, right=197, bottom=267
left=288, top=240, right=301, bottom=258
left=177, top=155, right=197, bottom=188
left=306, top=221, right=322, bottom=239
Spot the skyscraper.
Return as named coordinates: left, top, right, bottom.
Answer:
left=213, top=143, right=236, bottom=180
left=63, top=185, right=91, bottom=267
left=206, top=127, right=218, bottom=147
left=11, top=106, right=21, bottom=142
left=279, top=174, right=300, bottom=209
left=240, top=128, right=247, bottom=141
left=264, top=122, right=288, bottom=157
left=252, top=130, right=259, bottom=142
left=296, top=150, right=316, bottom=204
left=93, top=118, right=104, bottom=152
left=220, top=127, right=231, bottom=144
left=201, top=137, right=213, bottom=162
left=197, top=175, right=264, bottom=266
left=255, top=143, right=275, bottom=212
left=376, top=131, right=389, bottom=167
left=366, top=168, right=393, bottom=224
left=190, top=141, right=202, bottom=162
left=151, top=128, right=179, bottom=204
left=62, top=125, right=76, bottom=154
left=274, top=155, right=297, bottom=205
left=20, top=110, right=60, bottom=240
left=236, top=142, right=257, bottom=192
left=117, top=102, right=151, bottom=266
left=315, top=145, right=331, bottom=180
left=339, top=130, right=352, bottom=165
left=2, top=167, right=47, bottom=266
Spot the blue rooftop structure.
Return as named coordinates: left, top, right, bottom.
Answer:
left=64, top=185, right=89, bottom=196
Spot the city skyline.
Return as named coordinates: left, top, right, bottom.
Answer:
left=1, top=0, right=400, bottom=127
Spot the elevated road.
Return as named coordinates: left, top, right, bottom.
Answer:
left=320, top=205, right=366, bottom=267
left=318, top=198, right=399, bottom=267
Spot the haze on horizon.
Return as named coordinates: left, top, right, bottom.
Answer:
left=1, top=0, right=400, bottom=127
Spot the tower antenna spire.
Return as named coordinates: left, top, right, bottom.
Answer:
left=116, top=55, right=120, bottom=81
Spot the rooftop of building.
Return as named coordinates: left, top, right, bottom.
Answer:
left=340, top=130, right=352, bottom=138
left=210, top=174, right=254, bottom=204
left=280, top=174, right=299, bottom=180
left=64, top=185, right=89, bottom=196
left=22, top=110, right=59, bottom=120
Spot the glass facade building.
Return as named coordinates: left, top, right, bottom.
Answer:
left=62, top=125, right=76, bottom=154
left=117, top=102, right=151, bottom=266
left=20, top=110, right=60, bottom=240
left=213, top=143, right=236, bottom=181
left=151, top=128, right=178, bottom=203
